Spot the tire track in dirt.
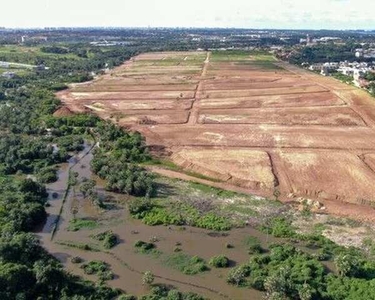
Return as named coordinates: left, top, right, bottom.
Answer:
left=188, top=52, right=210, bottom=125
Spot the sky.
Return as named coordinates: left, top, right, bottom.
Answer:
left=2, top=0, right=375, bottom=30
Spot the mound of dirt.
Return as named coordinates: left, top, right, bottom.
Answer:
left=53, top=106, right=73, bottom=117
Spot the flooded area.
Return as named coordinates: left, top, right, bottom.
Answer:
left=36, top=141, right=336, bottom=300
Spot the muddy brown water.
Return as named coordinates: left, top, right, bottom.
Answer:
left=36, top=142, right=289, bottom=300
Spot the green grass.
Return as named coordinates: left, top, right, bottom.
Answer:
left=56, top=240, right=101, bottom=252
left=233, top=61, right=282, bottom=70
left=163, top=253, right=209, bottom=275
left=243, top=236, right=263, bottom=254
left=188, top=182, right=241, bottom=198
left=0, top=67, right=31, bottom=76
left=210, top=50, right=275, bottom=62
left=67, top=218, right=99, bottom=231
left=144, top=159, right=222, bottom=182
left=143, top=159, right=181, bottom=171
left=132, top=198, right=234, bottom=231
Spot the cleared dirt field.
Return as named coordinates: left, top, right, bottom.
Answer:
left=58, top=51, right=375, bottom=221
left=198, top=107, right=365, bottom=126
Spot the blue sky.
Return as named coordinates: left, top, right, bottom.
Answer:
left=2, top=0, right=375, bottom=29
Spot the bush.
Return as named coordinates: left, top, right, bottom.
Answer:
left=91, top=230, right=118, bottom=249
left=243, top=236, right=263, bottom=254
left=209, top=255, right=229, bottom=268
left=134, top=240, right=156, bottom=253
left=71, top=256, right=83, bottom=264
left=195, top=213, right=232, bottom=231
left=128, top=198, right=153, bottom=218
left=81, top=260, right=114, bottom=281
left=81, top=260, right=108, bottom=275
left=262, top=217, right=297, bottom=238
left=227, top=266, right=250, bottom=286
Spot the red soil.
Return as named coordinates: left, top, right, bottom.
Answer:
left=57, top=51, right=375, bottom=222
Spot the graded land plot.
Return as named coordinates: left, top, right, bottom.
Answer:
left=90, top=99, right=194, bottom=111
left=117, top=111, right=190, bottom=125
left=171, top=148, right=277, bottom=190
left=198, top=107, right=365, bottom=126
left=200, top=92, right=345, bottom=109
left=59, top=50, right=375, bottom=220
left=73, top=84, right=198, bottom=92
left=272, top=150, right=375, bottom=205
left=69, top=90, right=196, bottom=100
left=199, top=85, right=329, bottom=99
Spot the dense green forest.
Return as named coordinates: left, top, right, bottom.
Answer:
left=288, top=43, right=364, bottom=64
left=0, top=44, right=159, bottom=299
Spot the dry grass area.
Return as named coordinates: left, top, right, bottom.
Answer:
left=58, top=51, right=375, bottom=221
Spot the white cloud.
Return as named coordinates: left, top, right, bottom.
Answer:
left=1, top=0, right=375, bottom=29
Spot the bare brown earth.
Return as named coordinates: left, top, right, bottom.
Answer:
left=58, top=51, right=375, bottom=221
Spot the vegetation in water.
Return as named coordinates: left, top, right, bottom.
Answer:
left=129, top=197, right=233, bottom=231
left=209, top=255, right=230, bottom=268
left=91, top=230, right=118, bottom=249
left=81, top=260, right=114, bottom=282
left=163, top=253, right=209, bottom=275
left=67, top=218, right=99, bottom=231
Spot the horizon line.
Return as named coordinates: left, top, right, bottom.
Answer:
left=1, top=26, right=375, bottom=32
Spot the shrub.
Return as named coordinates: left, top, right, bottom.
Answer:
left=243, top=236, right=263, bottom=254
left=209, top=255, right=229, bottom=268
left=262, top=217, right=297, bottom=238
left=71, top=256, right=83, bottom=264
left=91, top=230, right=118, bottom=249
left=195, top=213, right=231, bottom=231
left=227, top=266, right=250, bottom=286
left=142, top=271, right=154, bottom=286
left=128, top=197, right=153, bottom=218
left=81, top=260, right=114, bottom=282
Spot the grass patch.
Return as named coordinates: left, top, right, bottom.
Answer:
left=225, top=200, right=259, bottom=217
left=243, top=236, right=264, bottom=254
left=163, top=253, right=209, bottom=275
left=68, top=218, right=99, bottom=231
left=130, top=198, right=233, bottom=231
left=188, top=182, right=240, bottom=198
left=261, top=217, right=297, bottom=238
left=56, top=240, right=101, bottom=252
left=144, top=159, right=222, bottom=182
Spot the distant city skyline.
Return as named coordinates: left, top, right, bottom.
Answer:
left=2, top=0, right=375, bottom=30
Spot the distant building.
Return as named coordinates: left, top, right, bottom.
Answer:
left=355, top=49, right=364, bottom=58
left=2, top=72, right=16, bottom=79
left=0, top=61, right=9, bottom=68
left=309, top=63, right=323, bottom=71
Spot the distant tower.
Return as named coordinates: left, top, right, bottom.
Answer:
left=21, top=36, right=26, bottom=44
left=306, top=34, right=311, bottom=45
